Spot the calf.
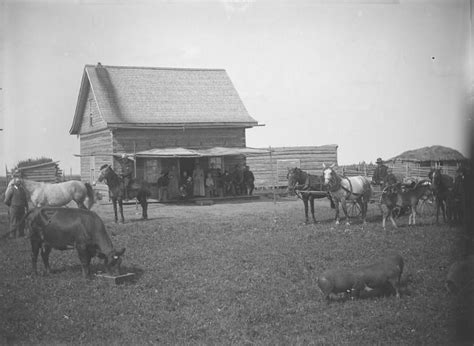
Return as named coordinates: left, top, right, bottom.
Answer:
left=317, top=253, right=404, bottom=300
left=380, top=181, right=431, bottom=229
left=27, top=207, right=125, bottom=278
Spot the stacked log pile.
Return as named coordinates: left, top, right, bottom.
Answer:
left=16, top=161, right=63, bottom=183
left=246, top=145, right=338, bottom=188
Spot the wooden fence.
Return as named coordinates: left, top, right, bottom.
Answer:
left=340, top=163, right=460, bottom=181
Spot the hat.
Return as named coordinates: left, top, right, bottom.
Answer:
left=376, top=158, right=383, bottom=164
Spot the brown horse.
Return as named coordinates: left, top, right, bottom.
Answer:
left=429, top=169, right=454, bottom=223
left=287, top=167, right=332, bottom=224
left=96, top=164, right=151, bottom=223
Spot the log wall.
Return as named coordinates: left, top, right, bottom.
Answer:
left=246, top=145, right=338, bottom=188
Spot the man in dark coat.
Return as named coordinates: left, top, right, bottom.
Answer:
left=119, top=154, right=134, bottom=200
left=157, top=171, right=169, bottom=202
left=4, top=174, right=29, bottom=238
left=372, top=158, right=389, bottom=186
left=243, top=165, right=255, bottom=195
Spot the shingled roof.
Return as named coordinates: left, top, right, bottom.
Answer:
left=70, top=64, right=258, bottom=134
left=388, top=145, right=467, bottom=163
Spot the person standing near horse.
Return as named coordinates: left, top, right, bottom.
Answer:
left=157, top=171, right=169, bottom=202
left=119, top=154, right=134, bottom=200
left=243, top=165, right=255, bottom=195
left=232, top=164, right=244, bottom=195
left=192, top=163, right=205, bottom=197
left=167, top=165, right=180, bottom=200
left=372, top=158, right=389, bottom=186
left=4, top=174, right=29, bottom=238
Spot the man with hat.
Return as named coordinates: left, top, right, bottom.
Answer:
left=119, top=154, right=134, bottom=200
left=4, top=171, right=29, bottom=238
left=372, top=157, right=389, bottom=186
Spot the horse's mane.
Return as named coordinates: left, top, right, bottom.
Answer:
left=99, top=164, right=110, bottom=170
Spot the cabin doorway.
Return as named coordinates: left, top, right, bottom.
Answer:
left=179, top=158, right=195, bottom=177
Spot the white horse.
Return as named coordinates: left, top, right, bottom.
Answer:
left=322, top=163, right=372, bottom=225
left=6, top=178, right=98, bottom=209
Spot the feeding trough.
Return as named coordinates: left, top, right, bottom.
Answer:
left=95, top=272, right=135, bottom=285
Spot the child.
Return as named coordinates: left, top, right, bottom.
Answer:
left=205, top=172, right=215, bottom=197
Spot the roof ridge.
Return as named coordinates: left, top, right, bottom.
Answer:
left=84, top=64, right=226, bottom=72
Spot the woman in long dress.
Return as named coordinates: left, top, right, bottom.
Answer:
left=192, top=163, right=205, bottom=197
left=168, top=165, right=180, bottom=200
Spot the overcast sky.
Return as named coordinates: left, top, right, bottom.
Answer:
left=0, top=0, right=471, bottom=175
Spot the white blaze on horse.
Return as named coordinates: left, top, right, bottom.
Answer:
left=322, top=163, right=372, bottom=225
left=6, top=178, right=97, bottom=209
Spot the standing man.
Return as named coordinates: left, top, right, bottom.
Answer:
left=372, top=157, right=389, bottom=186
left=4, top=173, right=29, bottom=238
left=243, top=165, right=255, bottom=195
left=157, top=171, right=169, bottom=202
left=119, top=154, right=134, bottom=200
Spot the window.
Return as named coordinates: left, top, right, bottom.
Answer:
left=209, top=157, right=222, bottom=169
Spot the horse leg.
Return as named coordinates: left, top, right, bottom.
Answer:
left=334, top=200, right=340, bottom=225
left=310, top=196, right=316, bottom=223
left=118, top=199, right=125, bottom=223
left=140, top=194, right=148, bottom=220
left=303, top=197, right=310, bottom=224
left=40, top=245, right=52, bottom=275
left=389, top=209, right=398, bottom=228
left=112, top=199, right=119, bottom=223
left=341, top=200, right=350, bottom=225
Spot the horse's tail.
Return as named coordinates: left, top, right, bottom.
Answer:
left=84, top=182, right=94, bottom=208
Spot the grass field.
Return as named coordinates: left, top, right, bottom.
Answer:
left=0, top=197, right=472, bottom=344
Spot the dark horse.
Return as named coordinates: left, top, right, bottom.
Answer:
left=287, top=167, right=332, bottom=224
left=96, top=164, right=151, bottom=223
left=429, top=168, right=454, bottom=223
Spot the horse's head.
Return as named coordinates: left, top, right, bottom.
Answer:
left=429, top=169, right=443, bottom=191
left=322, top=163, right=337, bottom=186
left=95, top=164, right=112, bottom=184
left=287, top=167, right=304, bottom=192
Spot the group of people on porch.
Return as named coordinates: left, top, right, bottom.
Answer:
left=155, top=163, right=255, bottom=201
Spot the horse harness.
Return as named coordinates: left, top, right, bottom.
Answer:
left=328, top=173, right=365, bottom=198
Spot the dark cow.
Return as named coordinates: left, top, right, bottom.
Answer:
left=26, top=207, right=125, bottom=278
left=317, top=253, right=404, bottom=301
left=351, top=253, right=404, bottom=299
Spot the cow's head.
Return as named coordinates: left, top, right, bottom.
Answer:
left=99, top=248, right=126, bottom=275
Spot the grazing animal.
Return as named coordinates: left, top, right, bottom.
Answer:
left=317, top=253, right=404, bottom=301
left=317, top=268, right=357, bottom=301
left=445, top=255, right=474, bottom=294
left=26, top=207, right=125, bottom=278
left=429, top=169, right=454, bottom=223
left=95, top=164, right=151, bottom=223
left=352, top=253, right=404, bottom=298
left=287, top=167, right=332, bottom=224
left=322, top=163, right=372, bottom=225
left=380, top=180, right=432, bottom=229
left=6, top=178, right=96, bottom=209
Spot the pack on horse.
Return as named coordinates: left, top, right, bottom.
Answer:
left=380, top=180, right=432, bottom=229
left=7, top=178, right=97, bottom=209
left=287, top=167, right=333, bottom=224
left=428, top=168, right=454, bottom=223
left=96, top=164, right=151, bottom=223
left=322, top=163, right=372, bottom=225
